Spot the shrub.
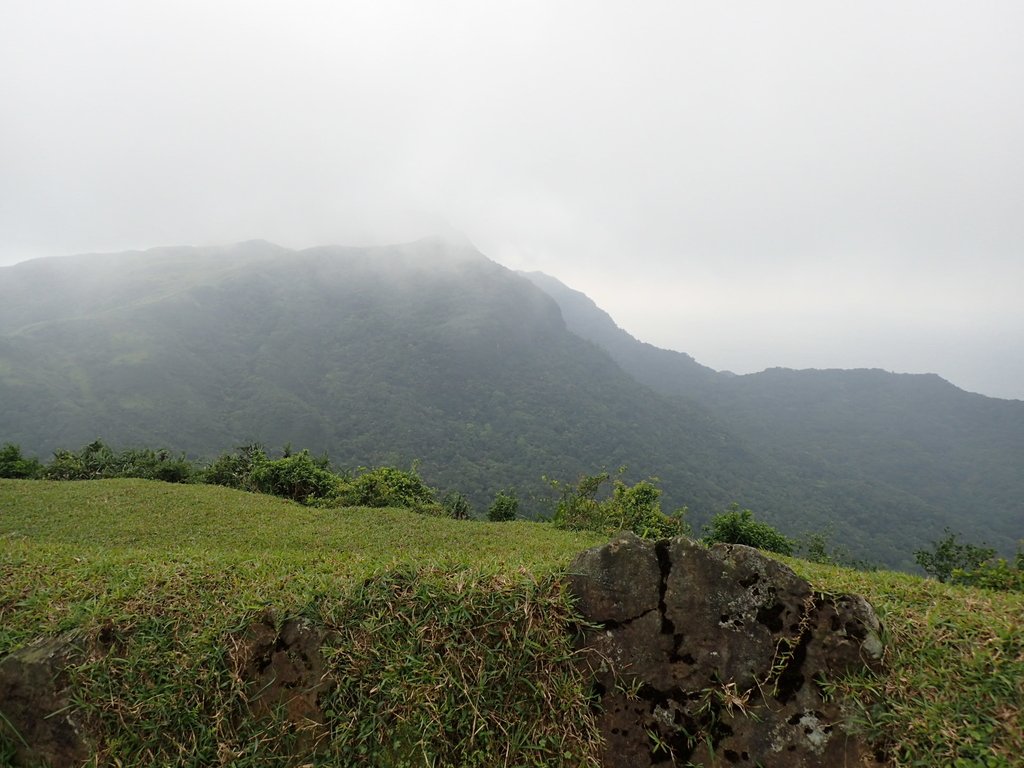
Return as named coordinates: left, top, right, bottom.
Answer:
left=487, top=489, right=519, bottom=522
left=953, top=551, right=1024, bottom=593
left=550, top=473, right=606, bottom=532
left=42, top=439, right=197, bottom=483
left=550, top=472, right=688, bottom=539
left=201, top=443, right=268, bottom=491
left=337, top=465, right=436, bottom=509
left=914, top=528, right=995, bottom=583
left=916, top=532, right=1024, bottom=592
left=702, top=504, right=794, bottom=556
left=44, top=439, right=113, bottom=480
left=136, top=449, right=197, bottom=483
left=0, top=443, right=43, bottom=479
left=442, top=491, right=472, bottom=520
left=250, top=450, right=340, bottom=504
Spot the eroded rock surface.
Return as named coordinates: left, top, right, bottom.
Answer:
left=229, top=612, right=334, bottom=753
left=568, top=533, right=886, bottom=767
left=0, top=636, right=90, bottom=768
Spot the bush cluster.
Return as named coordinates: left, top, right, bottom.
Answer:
left=701, top=503, right=795, bottom=556
left=0, top=440, right=476, bottom=520
left=336, top=465, right=436, bottom=509
left=915, top=528, right=1023, bottom=592
left=26, top=440, right=196, bottom=483
left=487, top=489, right=519, bottom=522
left=550, top=472, right=689, bottom=540
left=250, top=451, right=340, bottom=504
left=0, top=444, right=43, bottom=479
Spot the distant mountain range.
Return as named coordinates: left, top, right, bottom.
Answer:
left=2, top=238, right=1021, bottom=567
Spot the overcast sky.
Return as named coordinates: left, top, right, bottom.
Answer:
left=2, top=1, right=1022, bottom=399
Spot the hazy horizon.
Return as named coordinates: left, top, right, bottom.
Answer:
left=3, top=1, right=1022, bottom=399
left=2, top=236, right=1020, bottom=402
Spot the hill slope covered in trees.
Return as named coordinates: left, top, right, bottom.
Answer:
left=522, top=271, right=1024, bottom=566
left=2, top=239, right=1021, bottom=567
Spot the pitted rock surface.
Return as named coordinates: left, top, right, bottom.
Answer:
left=568, top=533, right=886, bottom=767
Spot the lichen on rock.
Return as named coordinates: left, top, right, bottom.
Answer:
left=567, top=532, right=887, bottom=767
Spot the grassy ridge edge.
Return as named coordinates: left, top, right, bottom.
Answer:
left=2, top=480, right=1022, bottom=766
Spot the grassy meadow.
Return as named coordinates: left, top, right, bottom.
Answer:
left=2, top=479, right=1022, bottom=767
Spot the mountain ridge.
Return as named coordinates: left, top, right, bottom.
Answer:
left=521, top=270, right=1024, bottom=565
left=2, top=239, right=1021, bottom=567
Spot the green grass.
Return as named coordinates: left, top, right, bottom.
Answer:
left=785, top=558, right=1024, bottom=768
left=0, top=479, right=599, bottom=573
left=1, top=479, right=603, bottom=767
left=2, top=479, right=1022, bottom=767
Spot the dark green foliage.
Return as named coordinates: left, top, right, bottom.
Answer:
left=915, top=530, right=1023, bottom=592
left=952, top=547, right=1024, bottom=592
left=914, top=528, right=996, bottom=583
left=337, top=465, right=437, bottom=509
left=799, top=530, right=835, bottom=564
left=250, top=450, right=340, bottom=504
left=3, top=241, right=1022, bottom=568
left=703, top=503, right=795, bottom=555
left=200, top=443, right=267, bottom=490
left=796, top=528, right=876, bottom=569
left=487, top=489, right=519, bottom=522
left=442, top=490, right=472, bottom=520
left=551, top=472, right=689, bottom=539
left=525, top=271, right=1024, bottom=569
left=41, top=439, right=196, bottom=483
left=0, top=443, right=42, bottom=478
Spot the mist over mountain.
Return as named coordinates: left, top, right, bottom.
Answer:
left=0, top=239, right=757, bottom=515
left=2, top=239, right=1021, bottom=567
left=522, top=271, right=1024, bottom=565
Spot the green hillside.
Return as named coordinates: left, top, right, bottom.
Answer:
left=0, top=240, right=764, bottom=531
left=522, top=271, right=1024, bottom=567
left=2, top=240, right=1023, bottom=567
left=1, top=480, right=1021, bottom=766
left=1, top=479, right=604, bottom=766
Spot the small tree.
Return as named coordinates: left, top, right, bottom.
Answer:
left=487, top=489, right=519, bottom=522
left=0, top=443, right=43, bottom=479
left=914, top=528, right=996, bottom=583
left=337, top=465, right=437, bottom=509
left=550, top=472, right=688, bottom=539
left=250, top=450, right=340, bottom=504
left=703, top=504, right=794, bottom=556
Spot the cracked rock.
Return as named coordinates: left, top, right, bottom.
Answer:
left=568, top=534, right=888, bottom=768
left=567, top=531, right=662, bottom=624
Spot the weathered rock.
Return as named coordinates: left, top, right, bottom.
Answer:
left=229, top=612, right=334, bottom=752
left=568, top=535, right=887, bottom=768
left=567, top=531, right=662, bottom=624
left=0, top=636, right=90, bottom=767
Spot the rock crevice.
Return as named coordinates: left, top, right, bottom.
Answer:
left=568, top=533, right=886, bottom=767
